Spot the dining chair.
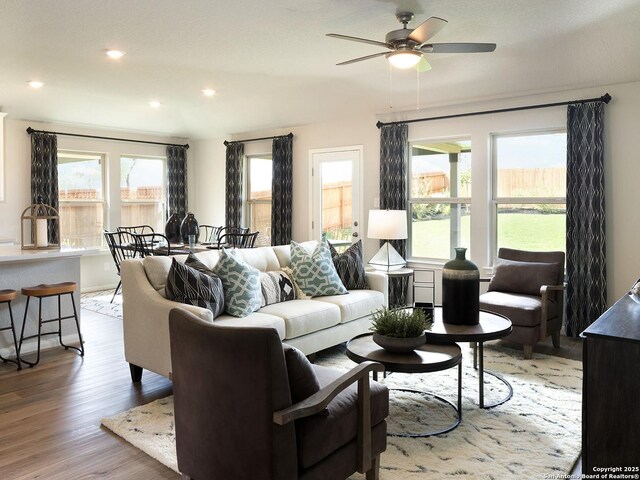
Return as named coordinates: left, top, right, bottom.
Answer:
left=199, top=225, right=224, bottom=244
left=104, top=230, right=141, bottom=302
left=117, top=225, right=155, bottom=235
left=133, top=233, right=172, bottom=257
left=217, top=231, right=259, bottom=249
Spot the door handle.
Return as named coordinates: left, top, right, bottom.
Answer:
left=352, top=232, right=359, bottom=238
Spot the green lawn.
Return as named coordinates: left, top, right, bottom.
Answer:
left=411, top=213, right=565, bottom=259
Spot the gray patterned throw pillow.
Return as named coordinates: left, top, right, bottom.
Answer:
left=290, top=240, right=348, bottom=297
left=260, top=271, right=296, bottom=307
left=329, top=240, right=368, bottom=290
left=213, top=248, right=262, bottom=317
left=165, top=258, right=225, bottom=318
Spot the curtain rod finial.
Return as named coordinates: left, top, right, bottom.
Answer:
left=223, top=140, right=230, bottom=146
left=602, top=93, right=612, bottom=104
left=376, top=121, right=383, bottom=129
left=26, top=126, right=34, bottom=134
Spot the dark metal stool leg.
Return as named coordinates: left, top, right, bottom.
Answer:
left=0, top=301, right=22, bottom=370
left=18, top=296, right=38, bottom=368
left=58, top=292, right=84, bottom=356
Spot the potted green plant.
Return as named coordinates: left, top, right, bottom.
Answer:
left=370, top=307, right=433, bottom=353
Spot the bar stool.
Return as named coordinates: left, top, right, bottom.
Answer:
left=18, top=282, right=84, bottom=367
left=0, top=289, right=22, bottom=370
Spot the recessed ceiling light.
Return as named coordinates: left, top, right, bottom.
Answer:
left=149, top=100, right=161, bottom=108
left=27, top=81, right=44, bottom=89
left=105, top=49, right=126, bottom=59
left=202, top=89, right=215, bottom=97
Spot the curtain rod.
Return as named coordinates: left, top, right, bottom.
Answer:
left=376, top=93, right=612, bottom=128
left=26, top=127, right=189, bottom=149
left=223, top=132, right=293, bottom=146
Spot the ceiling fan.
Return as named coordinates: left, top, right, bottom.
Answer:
left=327, top=12, right=496, bottom=70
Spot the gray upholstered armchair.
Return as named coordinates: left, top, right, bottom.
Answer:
left=168, top=308, right=389, bottom=480
left=479, top=248, right=565, bottom=359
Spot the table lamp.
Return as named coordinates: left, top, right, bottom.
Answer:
left=367, top=209, right=407, bottom=271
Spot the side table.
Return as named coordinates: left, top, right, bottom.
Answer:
left=346, top=333, right=462, bottom=437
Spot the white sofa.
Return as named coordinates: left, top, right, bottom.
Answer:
left=121, top=241, right=387, bottom=381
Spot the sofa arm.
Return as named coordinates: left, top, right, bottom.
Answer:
left=365, top=271, right=388, bottom=307
left=121, top=258, right=213, bottom=379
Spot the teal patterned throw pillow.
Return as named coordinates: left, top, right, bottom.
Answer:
left=290, top=240, right=348, bottom=297
left=213, top=248, right=262, bottom=317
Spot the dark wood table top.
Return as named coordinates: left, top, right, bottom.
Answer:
left=346, top=333, right=461, bottom=374
left=424, top=307, right=512, bottom=342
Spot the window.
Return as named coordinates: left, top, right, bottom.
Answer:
left=246, top=155, right=272, bottom=242
left=409, top=139, right=472, bottom=260
left=120, top=156, right=166, bottom=232
left=58, top=151, right=105, bottom=248
left=492, top=131, right=567, bottom=254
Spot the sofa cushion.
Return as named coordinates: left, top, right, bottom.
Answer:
left=259, top=300, right=341, bottom=339
left=236, top=246, right=282, bottom=272
left=260, top=271, right=296, bottom=307
left=329, top=240, right=368, bottom=290
left=213, top=312, right=286, bottom=339
left=488, top=258, right=560, bottom=297
left=296, top=364, right=389, bottom=469
left=290, top=240, right=347, bottom=297
left=480, top=291, right=558, bottom=327
left=213, top=248, right=262, bottom=317
left=165, top=258, right=225, bottom=318
left=282, top=345, right=329, bottom=416
left=143, top=255, right=174, bottom=296
left=314, top=290, right=384, bottom=324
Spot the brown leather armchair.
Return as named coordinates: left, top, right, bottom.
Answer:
left=479, top=248, right=565, bottom=359
left=169, top=308, right=388, bottom=480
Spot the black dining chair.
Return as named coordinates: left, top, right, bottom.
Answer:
left=133, top=233, right=172, bottom=257
left=217, top=231, right=259, bottom=249
left=199, top=225, right=224, bottom=244
left=104, top=230, right=141, bottom=302
left=117, top=225, right=155, bottom=235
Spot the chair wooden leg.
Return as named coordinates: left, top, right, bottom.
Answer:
left=130, top=363, right=143, bottom=382
left=551, top=329, right=561, bottom=348
left=523, top=344, right=533, bottom=359
left=366, top=455, right=380, bottom=480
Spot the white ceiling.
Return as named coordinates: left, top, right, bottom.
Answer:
left=1, top=0, right=639, bottom=140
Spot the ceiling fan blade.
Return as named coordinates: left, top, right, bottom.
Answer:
left=416, top=57, right=432, bottom=73
left=336, top=51, right=388, bottom=66
left=422, top=42, right=496, bottom=53
left=326, top=33, right=390, bottom=49
left=408, top=16, right=448, bottom=45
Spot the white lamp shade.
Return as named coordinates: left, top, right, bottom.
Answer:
left=367, top=210, right=408, bottom=240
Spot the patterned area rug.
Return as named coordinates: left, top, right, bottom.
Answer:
left=81, top=290, right=122, bottom=318
left=101, top=345, right=582, bottom=479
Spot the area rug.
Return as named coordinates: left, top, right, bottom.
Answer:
left=81, top=290, right=122, bottom=318
left=101, top=345, right=582, bottom=479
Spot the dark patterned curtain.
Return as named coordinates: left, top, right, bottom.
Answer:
left=30, top=132, right=59, bottom=243
left=225, top=142, right=244, bottom=229
left=379, top=123, right=408, bottom=307
left=566, top=101, right=606, bottom=336
left=166, top=145, right=188, bottom=219
left=271, top=134, right=293, bottom=245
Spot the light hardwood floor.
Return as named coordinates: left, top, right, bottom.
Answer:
left=0, top=308, right=177, bottom=480
left=0, top=307, right=582, bottom=479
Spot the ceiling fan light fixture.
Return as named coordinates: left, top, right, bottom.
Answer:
left=387, top=50, right=422, bottom=69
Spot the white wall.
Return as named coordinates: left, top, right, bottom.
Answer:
left=0, top=117, right=191, bottom=291
left=192, top=81, right=640, bottom=305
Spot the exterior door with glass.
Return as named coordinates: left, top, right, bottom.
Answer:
left=310, top=147, right=362, bottom=251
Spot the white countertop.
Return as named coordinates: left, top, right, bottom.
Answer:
left=0, top=244, right=99, bottom=263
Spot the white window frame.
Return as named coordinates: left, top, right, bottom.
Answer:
left=57, top=150, right=107, bottom=248
left=245, top=154, right=273, bottom=235
left=408, top=138, right=472, bottom=262
left=490, top=128, right=567, bottom=258
left=119, top=155, right=167, bottom=231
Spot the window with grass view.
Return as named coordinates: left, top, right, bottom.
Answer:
left=493, top=131, right=566, bottom=254
left=409, top=139, right=471, bottom=260
left=120, top=156, right=165, bottom=232
left=58, top=151, right=105, bottom=248
left=246, top=155, right=272, bottom=243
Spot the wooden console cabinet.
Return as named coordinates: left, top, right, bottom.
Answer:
left=581, top=294, right=640, bottom=472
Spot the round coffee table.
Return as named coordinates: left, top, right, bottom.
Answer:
left=425, top=308, right=513, bottom=409
left=346, top=333, right=462, bottom=437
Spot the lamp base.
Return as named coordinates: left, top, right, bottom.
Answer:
left=368, top=242, right=406, bottom=272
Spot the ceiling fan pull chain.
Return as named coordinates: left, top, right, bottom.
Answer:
left=416, top=68, right=420, bottom=110
left=389, top=62, right=394, bottom=109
